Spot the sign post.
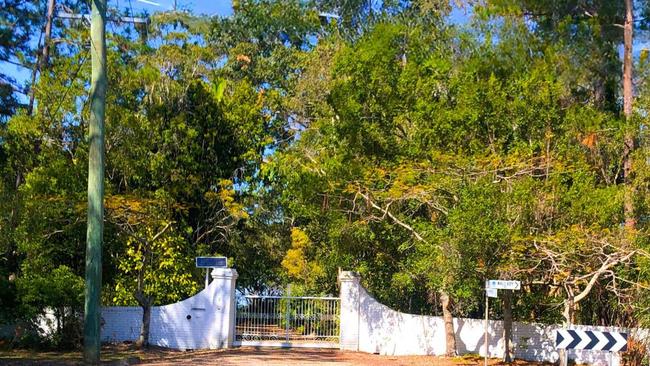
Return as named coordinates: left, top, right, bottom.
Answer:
left=484, top=280, right=521, bottom=366
left=195, top=256, right=228, bottom=289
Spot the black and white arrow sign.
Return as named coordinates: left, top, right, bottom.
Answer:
left=555, top=329, right=627, bottom=352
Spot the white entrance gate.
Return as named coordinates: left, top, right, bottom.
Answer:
left=234, top=295, right=340, bottom=348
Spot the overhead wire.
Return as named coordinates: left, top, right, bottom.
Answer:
left=46, top=47, right=90, bottom=123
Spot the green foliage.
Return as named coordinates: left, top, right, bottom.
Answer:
left=17, top=266, right=83, bottom=317
left=112, top=226, right=197, bottom=306
left=16, top=266, right=84, bottom=349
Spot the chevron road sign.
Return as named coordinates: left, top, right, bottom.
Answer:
left=555, top=329, right=628, bottom=352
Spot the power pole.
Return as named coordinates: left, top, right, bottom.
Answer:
left=84, top=0, right=107, bottom=363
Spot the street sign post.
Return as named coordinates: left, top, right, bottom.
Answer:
left=195, top=257, right=228, bottom=288
left=484, top=279, right=521, bottom=366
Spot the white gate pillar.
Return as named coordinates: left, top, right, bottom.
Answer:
left=338, top=271, right=361, bottom=351
left=210, top=268, right=238, bottom=348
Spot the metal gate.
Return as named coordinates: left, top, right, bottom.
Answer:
left=234, top=295, right=340, bottom=348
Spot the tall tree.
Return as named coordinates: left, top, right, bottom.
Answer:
left=0, top=0, right=43, bottom=119
left=623, top=0, right=635, bottom=230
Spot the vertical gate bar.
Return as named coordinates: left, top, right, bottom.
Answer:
left=332, top=299, right=335, bottom=338
left=329, top=299, right=332, bottom=338
left=257, top=298, right=260, bottom=339
left=270, top=298, right=274, bottom=339
left=245, top=297, right=248, bottom=339
left=276, top=298, right=280, bottom=339
left=247, top=297, right=251, bottom=339
left=326, top=299, right=330, bottom=338
left=331, top=299, right=334, bottom=338
left=333, top=299, right=336, bottom=338
left=257, top=297, right=260, bottom=339
left=240, top=297, right=244, bottom=340
left=313, top=299, right=316, bottom=338
left=273, top=298, right=277, bottom=339
left=303, top=300, right=306, bottom=338
left=249, top=297, right=252, bottom=339
left=334, top=299, right=337, bottom=337
left=285, top=297, right=290, bottom=341
left=250, top=297, right=253, bottom=339
left=328, top=299, right=332, bottom=338
left=323, top=299, right=326, bottom=339
left=303, top=299, right=306, bottom=339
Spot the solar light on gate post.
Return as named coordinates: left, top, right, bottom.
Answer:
left=195, top=256, right=227, bottom=288
left=484, top=280, right=521, bottom=366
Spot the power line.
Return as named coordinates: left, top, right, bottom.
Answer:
left=45, top=48, right=89, bottom=123
left=56, top=11, right=148, bottom=24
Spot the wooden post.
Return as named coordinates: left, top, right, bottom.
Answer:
left=83, top=0, right=107, bottom=363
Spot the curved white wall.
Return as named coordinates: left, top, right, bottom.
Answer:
left=339, top=271, right=631, bottom=366
left=101, top=268, right=237, bottom=350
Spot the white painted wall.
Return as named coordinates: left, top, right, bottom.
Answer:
left=101, top=268, right=237, bottom=350
left=339, top=271, right=634, bottom=365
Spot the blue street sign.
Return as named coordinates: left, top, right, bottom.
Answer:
left=195, top=256, right=227, bottom=268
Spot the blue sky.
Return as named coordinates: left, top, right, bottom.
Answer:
left=2, top=1, right=234, bottom=102
left=3, top=0, right=468, bottom=89
left=117, top=0, right=233, bottom=16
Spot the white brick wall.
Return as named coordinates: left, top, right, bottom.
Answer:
left=101, top=268, right=237, bottom=350
left=339, top=271, right=636, bottom=365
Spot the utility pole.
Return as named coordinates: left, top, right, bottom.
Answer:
left=84, top=0, right=107, bottom=363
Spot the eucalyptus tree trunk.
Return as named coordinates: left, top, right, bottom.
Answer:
left=440, top=291, right=456, bottom=357
left=135, top=258, right=152, bottom=348
left=503, top=290, right=513, bottom=363
left=623, top=0, right=636, bottom=230
left=27, top=0, right=56, bottom=115
left=559, top=297, right=576, bottom=366
left=135, top=293, right=152, bottom=348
